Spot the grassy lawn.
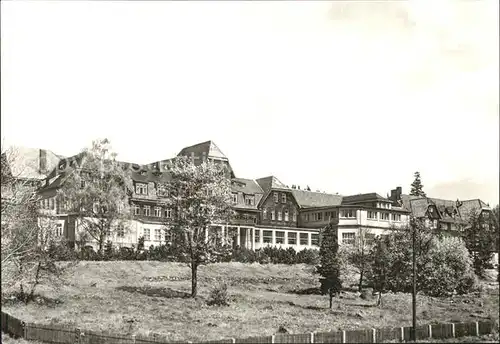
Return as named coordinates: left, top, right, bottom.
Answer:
left=2, top=333, right=44, bottom=344
left=2, top=261, right=499, bottom=343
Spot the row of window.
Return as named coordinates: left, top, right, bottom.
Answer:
left=254, top=230, right=319, bottom=246
left=262, top=208, right=297, bottom=222
left=135, top=182, right=170, bottom=197
left=273, top=192, right=287, bottom=204
left=232, top=193, right=255, bottom=206
left=378, top=202, right=391, bottom=209
left=40, top=198, right=56, bottom=210
left=367, top=211, right=401, bottom=221
left=142, top=228, right=173, bottom=242
left=133, top=205, right=172, bottom=218
left=302, top=210, right=404, bottom=222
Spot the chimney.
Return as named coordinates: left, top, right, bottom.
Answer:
left=390, top=186, right=403, bottom=202
left=39, top=149, right=47, bottom=174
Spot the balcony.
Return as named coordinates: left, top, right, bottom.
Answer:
left=230, top=214, right=257, bottom=225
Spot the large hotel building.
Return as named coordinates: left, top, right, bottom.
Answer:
left=3, top=141, right=495, bottom=253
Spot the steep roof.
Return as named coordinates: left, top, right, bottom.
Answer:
left=408, top=197, right=433, bottom=217
left=3, top=146, right=61, bottom=180
left=291, top=189, right=343, bottom=209
left=459, top=199, right=490, bottom=218
left=177, top=140, right=228, bottom=161
left=231, top=178, right=264, bottom=194
left=342, top=193, right=388, bottom=205
left=400, top=194, right=421, bottom=211
left=255, top=176, right=288, bottom=193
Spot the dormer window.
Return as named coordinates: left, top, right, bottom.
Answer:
left=245, top=195, right=255, bottom=206
left=232, top=193, right=238, bottom=204
left=157, top=184, right=169, bottom=197
left=135, top=183, right=148, bottom=195
left=282, top=194, right=287, bottom=203
left=273, top=192, right=279, bottom=203
left=263, top=208, right=267, bottom=219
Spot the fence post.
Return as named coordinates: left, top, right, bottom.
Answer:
left=131, top=334, right=136, bottom=344
left=21, top=321, right=27, bottom=339
left=428, top=324, right=432, bottom=339
left=271, top=334, right=275, bottom=343
left=451, top=323, right=455, bottom=338
left=400, top=327, right=404, bottom=342
left=75, top=328, right=81, bottom=344
left=230, top=338, right=235, bottom=343
left=475, top=321, right=479, bottom=336
left=372, top=328, right=376, bottom=343
left=310, top=332, right=314, bottom=343
left=342, top=330, right=346, bottom=343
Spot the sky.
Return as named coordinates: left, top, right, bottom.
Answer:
left=1, top=0, right=498, bottom=205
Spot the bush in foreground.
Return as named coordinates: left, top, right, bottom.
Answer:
left=207, top=282, right=230, bottom=306
left=370, top=231, right=476, bottom=297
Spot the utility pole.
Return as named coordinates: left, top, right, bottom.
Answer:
left=411, top=217, right=417, bottom=342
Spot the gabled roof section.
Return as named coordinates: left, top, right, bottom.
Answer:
left=3, top=146, right=62, bottom=180
left=231, top=178, right=264, bottom=194
left=408, top=197, right=435, bottom=218
left=459, top=199, right=490, bottom=218
left=177, top=140, right=229, bottom=161
left=291, top=189, right=343, bottom=209
left=342, top=193, right=388, bottom=205
left=400, top=194, right=421, bottom=211
left=255, top=176, right=288, bottom=193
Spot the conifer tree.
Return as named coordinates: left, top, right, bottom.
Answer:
left=317, top=222, right=342, bottom=309
left=410, top=171, right=426, bottom=197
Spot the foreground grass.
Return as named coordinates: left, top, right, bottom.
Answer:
left=2, top=262, right=499, bottom=343
left=2, top=333, right=44, bottom=344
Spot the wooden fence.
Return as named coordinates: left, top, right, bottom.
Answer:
left=1, top=310, right=498, bottom=343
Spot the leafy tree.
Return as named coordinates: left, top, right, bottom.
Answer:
left=371, top=235, right=390, bottom=307
left=57, top=139, right=133, bottom=255
left=461, top=209, right=497, bottom=277
left=369, top=220, right=476, bottom=297
left=410, top=171, right=426, bottom=197
left=165, top=156, right=234, bottom=297
left=317, top=222, right=342, bottom=309
left=340, top=228, right=374, bottom=292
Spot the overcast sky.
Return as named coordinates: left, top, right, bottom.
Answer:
left=1, top=0, right=498, bottom=204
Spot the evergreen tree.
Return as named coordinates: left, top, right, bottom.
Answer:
left=317, top=222, right=342, bottom=309
left=410, top=171, right=426, bottom=197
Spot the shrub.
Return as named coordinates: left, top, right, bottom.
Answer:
left=103, top=240, right=114, bottom=261
left=207, top=282, right=230, bottom=306
left=116, top=247, right=135, bottom=260
left=47, top=240, right=77, bottom=261
left=296, top=248, right=320, bottom=265
left=232, top=247, right=257, bottom=263
left=370, top=232, right=476, bottom=296
left=79, top=246, right=98, bottom=261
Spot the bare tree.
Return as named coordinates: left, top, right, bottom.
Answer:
left=1, top=144, right=69, bottom=303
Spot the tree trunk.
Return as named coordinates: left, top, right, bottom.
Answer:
left=98, top=233, right=105, bottom=256
left=329, top=289, right=333, bottom=309
left=191, top=264, right=198, bottom=298
left=376, top=291, right=382, bottom=307
left=358, top=269, right=364, bottom=292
